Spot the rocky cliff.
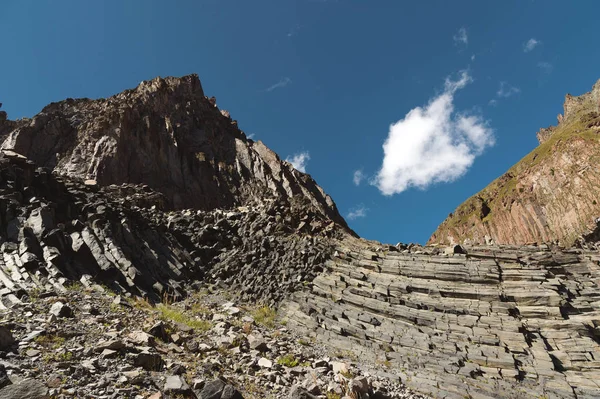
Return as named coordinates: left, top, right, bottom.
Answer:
left=0, top=75, right=350, bottom=231
left=429, top=79, right=600, bottom=246
left=0, top=75, right=599, bottom=399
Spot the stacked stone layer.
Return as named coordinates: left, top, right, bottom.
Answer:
left=284, top=237, right=600, bottom=398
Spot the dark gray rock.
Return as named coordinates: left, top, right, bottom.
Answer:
left=49, top=302, right=73, bottom=318
left=220, top=384, right=243, bottom=399
left=0, top=326, right=15, bottom=351
left=0, top=378, right=49, bottom=399
left=288, top=385, right=319, bottom=399
left=133, top=352, right=164, bottom=371
left=198, top=379, right=225, bottom=399
left=0, top=364, right=10, bottom=389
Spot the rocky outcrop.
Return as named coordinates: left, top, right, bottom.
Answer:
left=0, top=75, right=350, bottom=230
left=2, top=74, right=600, bottom=399
left=429, top=78, right=600, bottom=246
left=283, top=238, right=600, bottom=398
left=0, top=150, right=337, bottom=305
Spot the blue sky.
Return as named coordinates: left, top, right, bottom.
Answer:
left=2, top=0, right=600, bottom=244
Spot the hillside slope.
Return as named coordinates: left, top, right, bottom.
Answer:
left=429, top=79, right=600, bottom=245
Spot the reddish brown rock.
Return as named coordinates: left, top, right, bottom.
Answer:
left=430, top=78, right=600, bottom=246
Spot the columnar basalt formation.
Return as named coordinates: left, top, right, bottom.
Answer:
left=430, top=79, right=600, bottom=246
left=0, top=150, right=337, bottom=305
left=284, top=238, right=600, bottom=398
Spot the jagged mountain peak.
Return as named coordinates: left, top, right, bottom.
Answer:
left=0, top=74, right=351, bottom=231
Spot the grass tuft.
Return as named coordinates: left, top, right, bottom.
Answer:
left=157, top=304, right=212, bottom=332
left=252, top=305, right=277, bottom=328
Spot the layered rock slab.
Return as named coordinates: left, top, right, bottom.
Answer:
left=283, top=236, right=600, bottom=398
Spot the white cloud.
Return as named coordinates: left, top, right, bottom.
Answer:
left=471, top=54, right=476, bottom=61
left=496, top=82, right=520, bottom=98
left=523, top=38, right=540, bottom=52
left=353, top=169, right=365, bottom=186
left=538, top=61, right=553, bottom=74
left=266, top=77, right=292, bottom=92
left=285, top=151, right=310, bottom=173
left=246, top=133, right=255, bottom=140
left=347, top=204, right=368, bottom=220
left=374, top=70, right=494, bottom=196
left=453, top=27, right=468, bottom=45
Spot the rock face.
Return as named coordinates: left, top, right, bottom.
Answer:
left=0, top=75, right=349, bottom=230
left=283, top=237, right=600, bottom=398
left=1, top=75, right=599, bottom=399
left=0, top=150, right=337, bottom=304
left=429, top=78, right=600, bottom=246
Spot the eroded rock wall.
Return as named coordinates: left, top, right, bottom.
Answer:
left=284, top=237, right=600, bottom=398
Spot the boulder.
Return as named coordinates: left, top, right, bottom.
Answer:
left=0, top=378, right=49, bottom=399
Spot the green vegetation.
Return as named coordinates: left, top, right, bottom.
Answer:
left=35, top=334, right=66, bottom=349
left=331, top=348, right=358, bottom=361
left=326, top=393, right=342, bottom=399
left=436, top=102, right=600, bottom=239
left=64, top=281, right=84, bottom=292
left=252, top=305, right=277, bottom=328
left=340, top=369, right=354, bottom=379
left=277, top=354, right=299, bottom=368
left=157, top=304, right=212, bottom=332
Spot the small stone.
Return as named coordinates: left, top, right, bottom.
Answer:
left=133, top=352, right=164, bottom=371
left=247, top=334, right=268, bottom=352
left=0, top=326, right=15, bottom=351
left=199, top=379, right=225, bottom=399
left=289, top=385, right=319, bottom=399
left=147, top=322, right=169, bottom=342
left=0, top=364, right=10, bottom=389
left=100, top=349, right=118, bottom=359
left=192, top=378, right=205, bottom=390
left=330, top=361, right=349, bottom=375
left=258, top=357, right=273, bottom=368
left=163, top=375, right=190, bottom=394
left=49, top=302, right=73, bottom=318
left=26, top=349, right=41, bottom=357
left=128, top=331, right=155, bottom=346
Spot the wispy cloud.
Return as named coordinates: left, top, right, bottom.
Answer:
left=266, top=77, right=292, bottom=92
left=246, top=133, right=255, bottom=140
left=285, top=151, right=310, bottom=173
left=347, top=204, right=368, bottom=220
left=287, top=25, right=301, bottom=38
left=374, top=70, right=494, bottom=195
left=353, top=169, right=365, bottom=186
left=453, top=27, right=468, bottom=46
left=523, top=38, right=540, bottom=53
left=496, top=82, right=521, bottom=98
left=537, top=61, right=553, bottom=74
